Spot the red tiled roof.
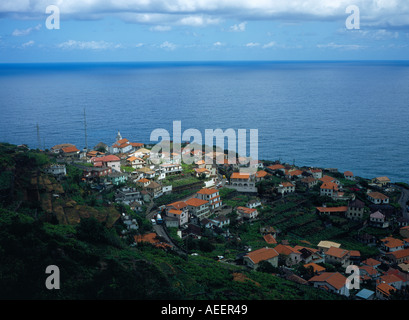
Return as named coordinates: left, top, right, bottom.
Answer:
left=231, top=172, right=250, bottom=179
left=197, top=188, right=219, bottom=195
left=308, top=272, right=347, bottom=290
left=62, top=146, right=79, bottom=153
left=316, top=206, right=348, bottom=213
left=185, top=198, right=208, bottom=207
left=245, top=247, right=279, bottom=264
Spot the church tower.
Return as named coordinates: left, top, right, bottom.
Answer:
left=116, top=130, right=122, bottom=142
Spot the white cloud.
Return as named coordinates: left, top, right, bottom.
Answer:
left=245, top=42, right=260, bottom=47
left=229, top=21, right=247, bottom=32
left=57, top=40, right=122, bottom=50
left=213, top=41, right=224, bottom=46
left=317, top=42, right=365, bottom=50
left=150, top=25, right=172, bottom=32
left=262, top=41, right=276, bottom=48
left=12, top=24, right=41, bottom=36
left=21, top=40, right=34, bottom=47
left=3, top=0, right=409, bottom=29
left=159, top=41, right=176, bottom=50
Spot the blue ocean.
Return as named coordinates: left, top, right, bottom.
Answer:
left=1, top=61, right=409, bottom=182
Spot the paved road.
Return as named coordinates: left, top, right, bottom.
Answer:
left=397, top=185, right=409, bottom=221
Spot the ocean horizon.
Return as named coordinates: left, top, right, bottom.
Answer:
left=1, top=60, right=409, bottom=183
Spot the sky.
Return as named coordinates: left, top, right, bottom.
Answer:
left=0, top=0, right=408, bottom=62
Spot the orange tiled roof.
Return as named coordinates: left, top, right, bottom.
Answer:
left=263, top=234, right=277, bottom=244
left=309, top=272, right=347, bottom=290
left=245, top=247, right=279, bottom=265
left=197, top=188, right=219, bottom=195
left=320, top=181, right=339, bottom=191
left=344, top=171, right=354, bottom=176
left=185, top=198, right=208, bottom=207
left=316, top=206, right=348, bottom=213
left=368, top=191, right=389, bottom=200
left=304, top=263, right=326, bottom=273
left=237, top=206, right=257, bottom=214
left=326, top=247, right=349, bottom=259
left=167, top=201, right=188, bottom=210
left=319, top=175, right=336, bottom=183
left=256, top=170, right=268, bottom=178
left=231, top=172, right=250, bottom=179
left=274, top=244, right=300, bottom=256
left=377, top=282, right=396, bottom=296
left=267, top=164, right=284, bottom=170
left=280, top=182, right=294, bottom=187
left=381, top=237, right=404, bottom=248
left=62, top=146, right=79, bottom=153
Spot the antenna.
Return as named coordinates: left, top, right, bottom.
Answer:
left=84, top=107, right=88, bottom=151
left=36, top=123, right=41, bottom=150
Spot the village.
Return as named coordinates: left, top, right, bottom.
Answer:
left=42, top=131, right=409, bottom=301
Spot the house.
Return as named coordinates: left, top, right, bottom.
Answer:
left=344, top=171, right=355, bottom=180
left=185, top=197, right=210, bottom=220
left=160, top=163, right=182, bottom=175
left=115, top=187, right=141, bottom=205
left=346, top=199, right=365, bottom=220
left=318, top=241, right=341, bottom=253
left=195, top=188, right=222, bottom=212
left=274, top=244, right=302, bottom=266
left=167, top=209, right=189, bottom=227
left=381, top=237, right=404, bottom=253
left=324, top=247, right=350, bottom=268
left=92, top=155, right=121, bottom=172
left=367, top=191, right=389, bottom=204
left=359, top=265, right=381, bottom=281
left=362, top=258, right=381, bottom=268
left=106, top=171, right=128, bottom=185
left=247, top=198, right=262, bottom=209
left=379, top=274, right=403, bottom=290
left=229, top=172, right=257, bottom=193
left=243, top=247, right=279, bottom=270
left=355, top=288, right=375, bottom=300
left=400, top=226, right=409, bottom=238
left=316, top=206, right=348, bottom=216
left=43, top=163, right=66, bottom=177
left=136, top=178, right=151, bottom=188
left=194, top=167, right=211, bottom=178
left=51, top=143, right=76, bottom=154
left=110, top=137, right=133, bottom=154
left=82, top=166, right=112, bottom=180
left=127, top=156, right=145, bottom=169
left=212, top=215, right=230, bottom=228
left=301, top=176, right=318, bottom=189
left=266, top=164, right=285, bottom=174
left=372, top=176, right=391, bottom=188
left=320, top=181, right=339, bottom=198
left=308, top=272, right=349, bottom=297
left=369, top=211, right=389, bottom=228
left=319, top=175, right=340, bottom=185
left=303, top=262, right=326, bottom=275
left=263, top=234, right=277, bottom=244
left=255, top=170, right=269, bottom=182
left=286, top=169, right=304, bottom=180
left=145, top=181, right=162, bottom=198
left=277, top=182, right=295, bottom=195
left=376, top=282, right=396, bottom=300
left=386, top=248, right=409, bottom=264
left=295, top=246, right=324, bottom=264
left=308, top=168, right=323, bottom=179
left=236, top=206, right=258, bottom=220
left=61, top=145, right=80, bottom=158
left=137, top=167, right=156, bottom=179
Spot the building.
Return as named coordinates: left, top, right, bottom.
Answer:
left=195, top=188, right=222, bottom=212
left=369, top=211, right=389, bottom=228
left=229, top=172, right=257, bottom=193
left=301, top=176, right=318, bottom=189
left=324, top=247, right=350, bottom=268
left=372, top=176, right=391, bottom=188
left=386, top=248, right=409, bottom=264
left=127, top=156, right=145, bottom=169
left=43, top=163, right=66, bottom=177
left=308, top=168, right=323, bottom=179
left=277, top=182, right=295, bottom=195
left=344, top=171, right=355, bottom=180
left=320, top=181, right=339, bottom=198
left=92, top=155, right=121, bottom=172
left=236, top=206, right=258, bottom=220
left=376, top=282, right=396, bottom=300
left=243, top=247, right=279, bottom=270
left=274, top=244, right=302, bottom=266
left=115, top=187, right=141, bottom=205
left=167, top=209, right=189, bottom=227
left=185, top=197, right=210, bottom=220
left=316, top=206, right=348, bottom=216
left=346, top=199, right=365, bottom=220
left=308, top=272, right=349, bottom=297
left=367, top=191, right=389, bottom=204
left=317, top=241, right=341, bottom=253
left=145, top=181, right=163, bottom=198
left=381, top=237, right=405, bottom=253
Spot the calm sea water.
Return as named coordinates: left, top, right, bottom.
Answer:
left=1, top=61, right=409, bottom=182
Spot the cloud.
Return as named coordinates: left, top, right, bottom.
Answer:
left=262, top=41, right=276, bottom=48
left=12, top=24, right=41, bottom=36
left=57, top=40, right=122, bottom=50
left=229, top=22, right=246, bottom=32
left=159, top=41, right=176, bottom=50
left=213, top=41, right=224, bottom=46
left=2, top=0, right=409, bottom=29
left=245, top=42, right=260, bottom=47
left=317, top=42, right=366, bottom=50
left=150, top=25, right=172, bottom=32
left=21, top=40, right=35, bottom=47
